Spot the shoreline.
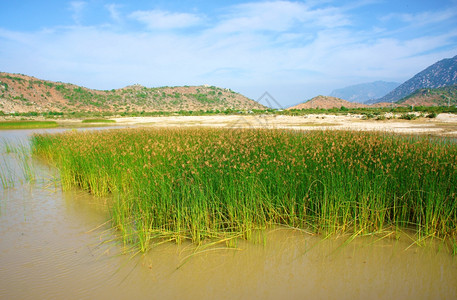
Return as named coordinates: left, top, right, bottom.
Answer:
left=110, top=113, right=457, bottom=137
left=1, top=113, right=457, bottom=137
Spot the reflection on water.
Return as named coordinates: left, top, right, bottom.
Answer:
left=0, top=129, right=456, bottom=300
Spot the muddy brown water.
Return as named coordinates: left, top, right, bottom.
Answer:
left=1, top=128, right=456, bottom=300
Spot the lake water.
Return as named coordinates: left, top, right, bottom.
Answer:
left=1, top=128, right=456, bottom=299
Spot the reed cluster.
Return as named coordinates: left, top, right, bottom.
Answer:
left=31, top=128, right=457, bottom=251
left=1, top=140, right=36, bottom=188
left=0, top=157, right=14, bottom=189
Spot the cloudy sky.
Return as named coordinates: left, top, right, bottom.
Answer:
left=1, top=0, right=456, bottom=107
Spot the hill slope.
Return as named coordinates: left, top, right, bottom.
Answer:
left=287, top=95, right=368, bottom=110
left=372, top=55, right=457, bottom=104
left=0, top=72, right=266, bottom=113
left=330, top=81, right=400, bottom=103
left=398, top=85, right=457, bottom=107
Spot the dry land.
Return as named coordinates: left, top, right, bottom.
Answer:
left=1, top=113, right=456, bottom=136
left=110, top=113, right=457, bottom=137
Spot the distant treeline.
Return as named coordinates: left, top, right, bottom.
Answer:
left=1, top=105, right=457, bottom=119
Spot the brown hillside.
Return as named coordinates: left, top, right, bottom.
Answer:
left=370, top=102, right=404, bottom=108
left=400, top=85, right=457, bottom=106
left=287, top=95, right=368, bottom=110
left=399, top=86, right=457, bottom=107
left=0, top=72, right=266, bottom=113
left=402, top=96, right=442, bottom=107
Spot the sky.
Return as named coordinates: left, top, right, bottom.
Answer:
left=1, top=0, right=457, bottom=107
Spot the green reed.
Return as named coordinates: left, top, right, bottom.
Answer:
left=0, top=157, right=14, bottom=189
left=1, top=139, right=37, bottom=187
left=31, top=128, right=457, bottom=251
left=0, top=145, right=38, bottom=190
left=16, top=143, right=36, bottom=183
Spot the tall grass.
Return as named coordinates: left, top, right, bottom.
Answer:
left=0, top=157, right=14, bottom=189
left=31, top=128, right=457, bottom=251
left=0, top=139, right=36, bottom=187
left=15, top=143, right=36, bottom=183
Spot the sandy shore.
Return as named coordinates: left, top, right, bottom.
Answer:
left=110, top=113, right=457, bottom=137
left=2, top=113, right=456, bottom=137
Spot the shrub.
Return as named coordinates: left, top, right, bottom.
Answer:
left=362, top=113, right=375, bottom=119
left=399, top=113, right=418, bottom=120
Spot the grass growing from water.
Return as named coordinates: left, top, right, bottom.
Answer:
left=15, top=144, right=36, bottom=183
left=0, top=139, right=37, bottom=188
left=0, top=157, right=14, bottom=189
left=31, top=128, right=457, bottom=252
left=0, top=121, right=58, bottom=129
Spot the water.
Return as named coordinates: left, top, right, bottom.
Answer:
left=1, top=128, right=456, bottom=299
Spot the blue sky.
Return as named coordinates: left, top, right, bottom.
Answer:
left=1, top=0, right=456, bottom=107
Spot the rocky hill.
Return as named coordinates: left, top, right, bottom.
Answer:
left=372, top=55, right=457, bottom=104
left=287, top=95, right=368, bottom=110
left=0, top=72, right=266, bottom=113
left=330, top=81, right=400, bottom=103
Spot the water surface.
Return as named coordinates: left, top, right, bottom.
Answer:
left=1, top=128, right=456, bottom=299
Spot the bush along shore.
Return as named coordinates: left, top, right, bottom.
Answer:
left=31, top=128, right=457, bottom=252
left=0, top=120, right=58, bottom=129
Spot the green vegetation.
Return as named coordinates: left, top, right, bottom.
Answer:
left=15, top=143, right=36, bottom=183
left=0, top=156, right=14, bottom=189
left=0, top=121, right=58, bottom=129
left=54, top=85, right=111, bottom=109
left=191, top=92, right=221, bottom=104
left=32, top=128, right=457, bottom=252
left=285, top=105, right=457, bottom=116
left=0, top=81, right=8, bottom=92
left=427, top=112, right=438, bottom=118
left=399, top=113, right=419, bottom=120
left=81, top=119, right=116, bottom=124
left=2, top=104, right=455, bottom=120
left=1, top=75, right=25, bottom=83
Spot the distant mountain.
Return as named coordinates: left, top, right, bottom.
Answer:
left=372, top=55, right=457, bottom=104
left=329, top=81, right=400, bottom=103
left=0, top=72, right=266, bottom=113
left=287, top=95, right=367, bottom=110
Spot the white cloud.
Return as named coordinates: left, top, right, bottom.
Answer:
left=216, top=1, right=306, bottom=32
left=69, top=1, right=87, bottom=25
left=212, top=1, right=350, bottom=33
left=106, top=4, right=122, bottom=23
left=381, top=8, right=457, bottom=27
left=129, top=9, right=202, bottom=30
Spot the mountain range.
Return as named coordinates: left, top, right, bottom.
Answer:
left=0, top=72, right=265, bottom=113
left=370, top=54, right=457, bottom=104
left=2, top=54, right=456, bottom=114
left=330, top=81, right=400, bottom=103
left=296, top=54, right=457, bottom=109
